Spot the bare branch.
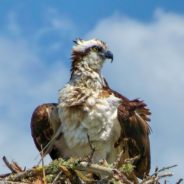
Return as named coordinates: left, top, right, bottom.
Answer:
left=155, top=164, right=177, bottom=175
left=40, top=145, right=46, bottom=184
left=2, top=156, right=20, bottom=174
left=141, top=165, right=177, bottom=184
left=113, top=150, right=124, bottom=169
left=176, top=178, right=184, bottom=184
left=52, top=171, right=62, bottom=184
left=0, top=181, right=30, bottom=184
left=76, top=161, right=132, bottom=184
left=87, top=133, right=95, bottom=163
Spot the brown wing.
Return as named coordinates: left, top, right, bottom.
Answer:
left=30, top=103, right=61, bottom=159
left=106, top=86, right=151, bottom=179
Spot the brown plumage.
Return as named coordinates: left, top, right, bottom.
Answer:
left=31, top=89, right=151, bottom=178
left=31, top=38, right=151, bottom=180
left=31, top=103, right=61, bottom=159
left=111, top=89, right=151, bottom=178
left=102, top=81, right=151, bottom=178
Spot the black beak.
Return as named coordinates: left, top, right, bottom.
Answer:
left=104, top=50, right=113, bottom=62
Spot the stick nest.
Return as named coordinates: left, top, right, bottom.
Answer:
left=0, top=156, right=182, bottom=184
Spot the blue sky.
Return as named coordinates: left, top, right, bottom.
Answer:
left=0, top=1, right=184, bottom=182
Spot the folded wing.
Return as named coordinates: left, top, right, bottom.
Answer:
left=30, top=103, right=61, bottom=159
left=110, top=88, right=151, bottom=179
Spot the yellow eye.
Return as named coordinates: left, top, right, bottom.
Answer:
left=92, top=46, right=99, bottom=52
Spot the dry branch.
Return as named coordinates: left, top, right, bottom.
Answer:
left=2, top=156, right=23, bottom=174
left=86, top=133, right=96, bottom=163
left=0, top=156, right=182, bottom=184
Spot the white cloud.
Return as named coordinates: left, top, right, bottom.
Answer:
left=0, top=36, right=69, bottom=172
left=1, top=8, right=184, bottom=182
left=5, top=12, right=21, bottom=36
left=34, top=8, right=76, bottom=43
left=88, top=9, right=184, bottom=181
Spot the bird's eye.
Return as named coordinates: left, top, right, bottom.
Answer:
left=92, top=46, right=101, bottom=52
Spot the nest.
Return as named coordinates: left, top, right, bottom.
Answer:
left=0, top=155, right=182, bottom=184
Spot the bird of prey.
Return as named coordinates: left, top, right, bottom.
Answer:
left=31, top=38, right=151, bottom=179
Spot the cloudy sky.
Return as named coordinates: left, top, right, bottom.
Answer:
left=0, top=0, right=184, bottom=182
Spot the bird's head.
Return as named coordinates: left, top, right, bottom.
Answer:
left=71, top=38, right=113, bottom=73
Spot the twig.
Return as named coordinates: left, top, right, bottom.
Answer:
left=124, top=155, right=140, bottom=164
left=87, top=134, right=95, bottom=163
left=154, top=166, right=158, bottom=177
left=52, top=171, right=62, bottom=184
left=37, top=127, right=63, bottom=164
left=76, top=161, right=113, bottom=176
left=0, top=173, right=11, bottom=178
left=113, top=169, right=132, bottom=184
left=158, top=172, right=173, bottom=179
left=5, top=169, right=39, bottom=182
left=76, top=161, right=132, bottom=184
left=141, top=172, right=173, bottom=184
left=0, top=181, right=30, bottom=184
left=176, top=178, right=183, bottom=184
left=113, top=150, right=124, bottom=168
left=141, top=165, right=177, bottom=184
left=41, top=145, right=46, bottom=184
left=2, top=157, right=18, bottom=174
left=11, top=161, right=23, bottom=173
left=156, top=164, right=177, bottom=175
left=151, top=164, right=177, bottom=177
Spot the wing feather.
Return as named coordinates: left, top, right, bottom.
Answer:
left=30, top=103, right=61, bottom=159
left=108, top=88, right=151, bottom=179
left=31, top=87, right=151, bottom=179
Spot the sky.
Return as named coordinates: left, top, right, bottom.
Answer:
left=0, top=0, right=184, bottom=182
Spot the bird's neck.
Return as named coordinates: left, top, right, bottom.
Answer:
left=59, top=60, right=106, bottom=108
left=70, top=62, right=105, bottom=90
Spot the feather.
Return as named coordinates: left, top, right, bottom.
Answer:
left=30, top=39, right=151, bottom=180
left=108, top=87, right=151, bottom=179
left=30, top=103, right=61, bottom=159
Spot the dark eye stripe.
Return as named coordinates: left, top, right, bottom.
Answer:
left=92, top=46, right=102, bottom=52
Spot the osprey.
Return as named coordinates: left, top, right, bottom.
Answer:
left=31, top=38, right=151, bottom=179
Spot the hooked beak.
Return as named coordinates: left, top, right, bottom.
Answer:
left=104, top=50, right=113, bottom=62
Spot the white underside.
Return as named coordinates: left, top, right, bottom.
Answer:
left=56, top=84, right=123, bottom=163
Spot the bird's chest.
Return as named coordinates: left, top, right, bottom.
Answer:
left=57, top=91, right=122, bottom=161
